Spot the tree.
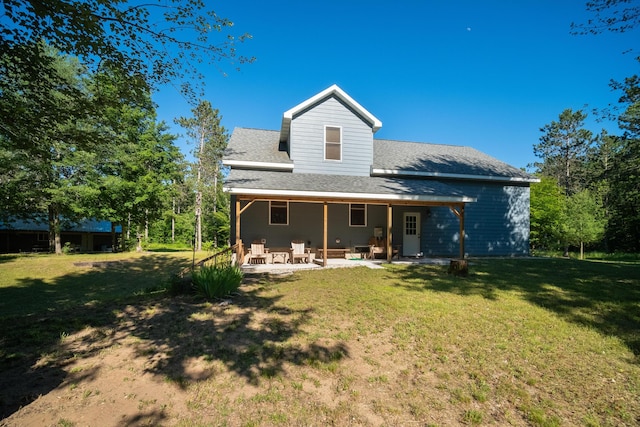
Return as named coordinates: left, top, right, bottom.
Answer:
left=176, top=101, right=228, bottom=250
left=605, top=74, right=640, bottom=251
left=534, top=109, right=595, bottom=197
left=95, top=116, right=183, bottom=252
left=0, top=43, right=105, bottom=253
left=0, top=0, right=254, bottom=100
left=564, top=189, right=606, bottom=259
left=530, top=176, right=566, bottom=252
left=571, top=1, right=640, bottom=35
left=534, top=109, right=595, bottom=256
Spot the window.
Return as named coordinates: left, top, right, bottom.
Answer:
left=270, top=201, right=289, bottom=225
left=350, top=203, right=366, bottom=227
left=37, top=233, right=48, bottom=242
left=325, top=125, right=341, bottom=161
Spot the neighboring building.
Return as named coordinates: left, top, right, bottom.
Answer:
left=223, top=85, right=537, bottom=264
left=0, top=217, right=121, bottom=253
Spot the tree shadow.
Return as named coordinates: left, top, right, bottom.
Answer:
left=389, top=258, right=640, bottom=359
left=0, top=262, right=347, bottom=420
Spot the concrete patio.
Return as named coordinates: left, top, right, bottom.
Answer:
left=240, top=256, right=452, bottom=274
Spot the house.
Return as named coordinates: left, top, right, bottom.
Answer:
left=222, top=85, right=537, bottom=266
left=0, top=217, right=121, bottom=253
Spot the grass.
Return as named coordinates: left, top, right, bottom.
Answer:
left=0, top=253, right=639, bottom=425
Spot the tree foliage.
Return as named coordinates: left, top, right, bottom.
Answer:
left=534, top=109, right=594, bottom=197
left=1, top=44, right=184, bottom=253
left=571, top=0, right=640, bottom=35
left=0, top=0, right=254, bottom=99
left=530, top=176, right=565, bottom=251
left=0, top=43, right=104, bottom=252
left=176, top=101, right=228, bottom=250
left=564, top=189, right=606, bottom=259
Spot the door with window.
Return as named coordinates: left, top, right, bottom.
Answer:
left=403, top=212, right=421, bottom=256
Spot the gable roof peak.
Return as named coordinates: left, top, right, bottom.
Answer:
left=280, top=84, right=382, bottom=143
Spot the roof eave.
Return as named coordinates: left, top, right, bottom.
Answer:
left=280, top=84, right=382, bottom=143
left=223, top=187, right=476, bottom=204
left=371, top=168, right=539, bottom=183
left=223, top=160, right=294, bottom=171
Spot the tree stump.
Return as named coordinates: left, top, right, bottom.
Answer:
left=448, top=259, right=468, bottom=277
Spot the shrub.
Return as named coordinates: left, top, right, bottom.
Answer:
left=192, top=264, right=243, bottom=300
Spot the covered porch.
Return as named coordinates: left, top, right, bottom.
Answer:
left=232, top=194, right=471, bottom=267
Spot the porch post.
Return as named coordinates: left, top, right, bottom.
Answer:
left=449, top=203, right=466, bottom=260
left=235, top=199, right=243, bottom=265
left=323, top=202, right=328, bottom=267
left=386, top=204, right=393, bottom=262
left=459, top=204, right=465, bottom=259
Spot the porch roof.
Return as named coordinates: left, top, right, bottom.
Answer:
left=224, top=169, right=476, bottom=204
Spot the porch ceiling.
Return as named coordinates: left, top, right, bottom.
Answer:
left=224, top=169, right=476, bottom=205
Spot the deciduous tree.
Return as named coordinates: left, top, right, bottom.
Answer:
left=0, top=0, right=253, bottom=100
left=564, top=189, right=606, bottom=259
left=530, top=176, right=566, bottom=252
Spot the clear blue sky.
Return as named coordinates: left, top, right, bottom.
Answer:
left=152, top=0, right=639, bottom=170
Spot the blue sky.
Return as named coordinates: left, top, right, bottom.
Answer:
left=152, top=0, right=639, bottom=170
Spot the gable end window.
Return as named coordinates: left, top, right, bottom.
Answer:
left=325, top=125, right=342, bottom=161
left=350, top=203, right=366, bottom=227
left=270, top=201, right=289, bottom=225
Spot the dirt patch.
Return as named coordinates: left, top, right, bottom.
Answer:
left=1, top=277, right=444, bottom=426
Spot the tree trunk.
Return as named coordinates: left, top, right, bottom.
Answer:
left=195, top=191, right=202, bottom=251
left=48, top=205, right=62, bottom=254
left=171, top=198, right=176, bottom=243
left=144, top=209, right=149, bottom=241
left=111, top=223, right=117, bottom=252
left=121, top=217, right=129, bottom=252
left=136, top=230, right=143, bottom=252
left=213, top=170, right=218, bottom=248
left=580, top=241, right=584, bottom=260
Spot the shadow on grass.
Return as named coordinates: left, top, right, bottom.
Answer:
left=0, top=260, right=346, bottom=421
left=389, top=258, right=640, bottom=359
left=0, top=254, right=21, bottom=264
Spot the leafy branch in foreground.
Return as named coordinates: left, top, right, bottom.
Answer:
left=0, top=0, right=254, bottom=99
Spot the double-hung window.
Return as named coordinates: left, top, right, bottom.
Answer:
left=325, top=125, right=342, bottom=161
left=270, top=201, right=289, bottom=225
left=350, top=203, right=366, bottom=227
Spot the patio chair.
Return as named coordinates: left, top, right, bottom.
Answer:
left=290, top=240, right=310, bottom=263
left=249, top=241, right=268, bottom=264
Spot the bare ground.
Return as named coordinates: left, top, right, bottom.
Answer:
left=0, top=272, right=471, bottom=427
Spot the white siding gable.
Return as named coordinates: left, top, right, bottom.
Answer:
left=290, top=96, right=374, bottom=176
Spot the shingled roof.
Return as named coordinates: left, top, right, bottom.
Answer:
left=224, top=128, right=291, bottom=165
left=373, top=139, right=532, bottom=181
left=224, top=127, right=532, bottom=182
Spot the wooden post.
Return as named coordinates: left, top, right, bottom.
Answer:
left=323, top=202, right=328, bottom=267
left=459, top=204, right=465, bottom=260
left=386, top=204, right=393, bottom=262
left=235, top=198, right=243, bottom=264
left=450, top=204, right=466, bottom=260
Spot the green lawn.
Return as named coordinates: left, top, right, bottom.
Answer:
left=1, top=254, right=639, bottom=425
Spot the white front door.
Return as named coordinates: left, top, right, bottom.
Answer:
left=403, top=212, right=421, bottom=256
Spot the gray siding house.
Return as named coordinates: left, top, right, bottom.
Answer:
left=223, top=85, right=536, bottom=265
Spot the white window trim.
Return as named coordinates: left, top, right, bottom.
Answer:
left=324, top=125, right=342, bottom=162
left=269, top=201, right=289, bottom=226
left=349, top=203, right=367, bottom=227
